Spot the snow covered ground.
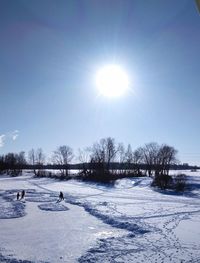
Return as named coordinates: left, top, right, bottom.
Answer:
left=0, top=171, right=200, bottom=262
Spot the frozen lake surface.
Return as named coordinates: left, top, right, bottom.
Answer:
left=0, top=171, right=200, bottom=262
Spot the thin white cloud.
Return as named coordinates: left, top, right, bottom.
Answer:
left=0, top=134, right=6, bottom=147
left=0, top=130, right=19, bottom=147
left=12, top=130, right=19, bottom=141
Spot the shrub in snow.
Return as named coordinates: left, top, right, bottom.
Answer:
left=152, top=173, right=187, bottom=192
left=173, top=173, right=187, bottom=192
left=151, top=173, right=173, bottom=190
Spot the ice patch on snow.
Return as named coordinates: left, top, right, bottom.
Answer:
left=0, top=254, right=32, bottom=263
left=0, top=191, right=26, bottom=219
left=0, top=248, right=47, bottom=263
left=38, top=202, right=69, bottom=212
left=0, top=252, right=36, bottom=263
left=26, top=195, right=57, bottom=203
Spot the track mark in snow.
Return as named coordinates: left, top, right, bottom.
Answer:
left=0, top=251, right=47, bottom=263
left=26, top=175, right=200, bottom=263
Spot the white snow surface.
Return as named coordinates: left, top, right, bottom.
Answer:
left=0, top=171, right=200, bottom=262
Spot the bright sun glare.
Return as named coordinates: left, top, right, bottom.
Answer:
left=96, top=64, right=129, bottom=98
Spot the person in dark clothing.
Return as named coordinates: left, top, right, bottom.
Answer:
left=59, top=191, right=64, bottom=201
left=21, top=190, right=25, bottom=199
left=17, top=192, right=20, bottom=200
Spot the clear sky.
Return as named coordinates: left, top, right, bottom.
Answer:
left=0, top=0, right=200, bottom=165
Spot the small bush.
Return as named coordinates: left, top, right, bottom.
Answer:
left=9, top=170, right=22, bottom=176
left=152, top=173, right=187, bottom=192
left=173, top=173, right=187, bottom=192
left=151, top=174, right=173, bottom=190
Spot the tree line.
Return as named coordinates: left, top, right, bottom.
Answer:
left=0, top=137, right=178, bottom=179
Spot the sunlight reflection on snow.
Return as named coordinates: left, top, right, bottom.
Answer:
left=95, top=230, right=115, bottom=238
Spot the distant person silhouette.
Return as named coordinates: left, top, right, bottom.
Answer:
left=59, top=191, right=64, bottom=201
left=16, top=192, right=20, bottom=200
left=21, top=190, right=25, bottom=200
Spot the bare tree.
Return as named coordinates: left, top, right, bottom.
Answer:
left=151, top=144, right=178, bottom=190
left=78, top=148, right=91, bottom=177
left=90, top=137, right=119, bottom=170
left=35, top=148, right=45, bottom=165
left=117, top=143, right=126, bottom=175
left=17, top=151, right=26, bottom=174
left=18, top=151, right=27, bottom=165
left=140, top=142, right=160, bottom=176
left=28, top=149, right=35, bottom=165
left=28, top=148, right=45, bottom=176
left=123, top=145, right=143, bottom=176
left=118, top=143, right=126, bottom=163
left=132, top=147, right=143, bottom=175
left=157, top=144, right=178, bottom=175
left=52, top=145, right=74, bottom=176
left=78, top=148, right=90, bottom=164
left=87, top=137, right=120, bottom=181
left=125, top=144, right=133, bottom=164
left=140, top=142, right=178, bottom=178
left=5, top=153, right=17, bottom=167
left=2, top=152, right=27, bottom=175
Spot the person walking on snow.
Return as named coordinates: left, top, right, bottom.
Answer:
left=16, top=192, right=20, bottom=200
left=21, top=190, right=25, bottom=199
left=59, top=191, right=64, bottom=201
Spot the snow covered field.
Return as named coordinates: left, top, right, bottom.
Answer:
left=0, top=171, right=200, bottom=263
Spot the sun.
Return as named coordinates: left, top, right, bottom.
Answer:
left=95, top=64, right=129, bottom=97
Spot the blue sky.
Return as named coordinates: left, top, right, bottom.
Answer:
left=0, top=0, right=200, bottom=164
